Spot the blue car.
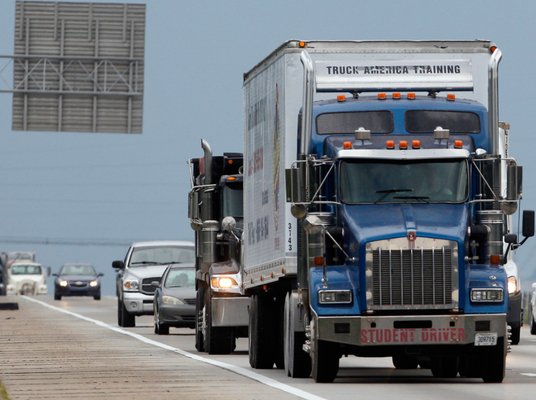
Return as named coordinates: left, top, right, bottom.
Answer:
left=54, top=263, right=102, bottom=300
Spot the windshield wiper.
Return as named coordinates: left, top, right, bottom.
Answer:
left=375, top=188, right=413, bottom=203
left=393, top=195, right=430, bottom=203
left=130, top=261, right=163, bottom=265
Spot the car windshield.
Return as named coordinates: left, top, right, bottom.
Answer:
left=339, top=159, right=468, bottom=204
left=60, top=265, right=96, bottom=276
left=129, top=246, right=195, bottom=266
left=164, top=267, right=195, bottom=288
left=11, top=264, right=42, bottom=275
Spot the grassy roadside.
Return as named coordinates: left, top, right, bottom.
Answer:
left=0, top=380, right=9, bottom=400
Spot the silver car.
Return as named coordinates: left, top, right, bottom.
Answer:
left=112, top=240, right=195, bottom=327
left=153, top=263, right=196, bottom=334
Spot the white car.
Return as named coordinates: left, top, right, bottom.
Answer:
left=6, top=260, right=48, bottom=295
left=531, top=282, right=536, bottom=335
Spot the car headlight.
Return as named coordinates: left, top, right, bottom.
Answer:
left=123, top=279, right=139, bottom=292
left=507, top=276, right=519, bottom=294
left=318, top=289, right=352, bottom=304
left=59, top=280, right=68, bottom=287
left=471, top=288, right=504, bottom=302
left=89, top=280, right=99, bottom=288
left=162, top=295, right=184, bottom=305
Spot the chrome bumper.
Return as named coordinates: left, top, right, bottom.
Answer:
left=211, top=296, right=249, bottom=327
left=317, top=314, right=506, bottom=346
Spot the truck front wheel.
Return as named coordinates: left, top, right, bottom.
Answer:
left=203, top=288, right=235, bottom=354
left=284, top=291, right=311, bottom=377
left=481, top=338, right=506, bottom=383
left=311, top=318, right=340, bottom=383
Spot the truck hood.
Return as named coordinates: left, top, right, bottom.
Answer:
left=340, top=203, right=468, bottom=247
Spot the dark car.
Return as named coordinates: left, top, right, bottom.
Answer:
left=153, top=263, right=196, bottom=334
left=54, top=263, right=103, bottom=300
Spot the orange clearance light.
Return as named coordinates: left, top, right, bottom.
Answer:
left=227, top=176, right=237, bottom=181
left=447, top=93, right=456, bottom=101
left=343, top=141, right=353, bottom=149
left=337, top=95, right=346, bottom=102
left=399, top=140, right=408, bottom=150
left=386, top=140, right=395, bottom=149
left=454, top=139, right=464, bottom=149
left=377, top=93, right=387, bottom=100
left=227, top=159, right=234, bottom=165
left=412, top=140, right=421, bottom=149
left=392, top=92, right=401, bottom=100
left=490, top=254, right=501, bottom=266
left=314, top=256, right=324, bottom=266
left=490, top=45, right=497, bottom=54
left=299, top=41, right=306, bottom=48
left=407, top=92, right=416, bottom=100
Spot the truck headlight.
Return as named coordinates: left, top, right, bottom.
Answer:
left=123, top=279, right=139, bottom=291
left=507, top=276, right=519, bottom=294
left=318, top=289, right=352, bottom=304
left=162, top=295, right=184, bottom=305
left=211, top=276, right=238, bottom=289
left=471, top=288, right=504, bottom=302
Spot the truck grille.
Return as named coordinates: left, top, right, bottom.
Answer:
left=365, top=237, right=458, bottom=311
left=141, top=277, right=160, bottom=295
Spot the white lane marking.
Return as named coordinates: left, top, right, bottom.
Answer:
left=22, top=296, right=326, bottom=400
left=521, top=373, right=536, bottom=377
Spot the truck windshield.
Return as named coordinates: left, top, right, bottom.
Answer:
left=339, top=159, right=468, bottom=204
left=222, top=183, right=243, bottom=218
left=10, top=265, right=42, bottom=275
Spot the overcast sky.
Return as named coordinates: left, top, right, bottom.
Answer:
left=1, top=0, right=536, bottom=295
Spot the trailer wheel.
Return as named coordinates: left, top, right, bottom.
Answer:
left=203, top=287, right=235, bottom=354
left=284, top=291, right=311, bottom=377
left=481, top=337, right=506, bottom=383
left=249, top=293, right=275, bottom=369
left=311, top=318, right=339, bottom=383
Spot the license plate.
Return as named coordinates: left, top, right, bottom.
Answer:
left=474, top=332, right=497, bottom=346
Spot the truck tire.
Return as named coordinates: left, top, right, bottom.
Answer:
left=531, top=308, right=536, bottom=335
left=481, top=337, right=506, bottom=383
left=311, top=318, right=339, bottom=383
left=249, top=293, right=275, bottom=369
left=284, top=292, right=311, bottom=378
left=203, top=287, right=235, bottom=354
left=117, top=297, right=135, bottom=327
left=510, top=326, right=520, bottom=345
left=392, top=355, right=418, bottom=369
left=431, top=356, right=458, bottom=378
left=195, top=285, right=205, bottom=352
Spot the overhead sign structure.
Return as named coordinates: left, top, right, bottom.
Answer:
left=7, top=1, right=146, bottom=133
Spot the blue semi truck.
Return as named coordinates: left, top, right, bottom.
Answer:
left=241, top=40, right=534, bottom=383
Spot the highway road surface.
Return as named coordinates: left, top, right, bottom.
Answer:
left=1, top=295, right=536, bottom=399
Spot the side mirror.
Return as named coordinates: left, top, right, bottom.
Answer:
left=52, top=273, right=58, bottom=277
left=221, top=216, right=236, bottom=233
left=522, top=210, right=535, bottom=238
left=504, top=233, right=517, bottom=244
left=47, top=267, right=51, bottom=276
left=97, top=273, right=104, bottom=277
left=532, top=282, right=536, bottom=290
left=112, top=260, right=125, bottom=270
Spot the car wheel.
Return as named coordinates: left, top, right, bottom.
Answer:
left=54, top=293, right=61, bottom=301
left=154, top=305, right=169, bottom=335
left=94, top=294, right=101, bottom=301
left=118, top=297, right=135, bottom=327
left=531, top=306, right=536, bottom=335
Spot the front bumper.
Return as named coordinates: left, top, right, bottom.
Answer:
left=55, top=284, right=100, bottom=297
left=123, top=291, right=154, bottom=315
left=211, top=296, right=250, bottom=327
left=317, top=314, right=507, bottom=347
left=159, top=304, right=195, bottom=328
